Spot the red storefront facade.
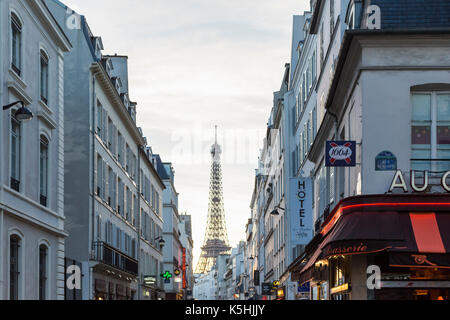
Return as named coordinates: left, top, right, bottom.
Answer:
left=290, top=194, right=450, bottom=300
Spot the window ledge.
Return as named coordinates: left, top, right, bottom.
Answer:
left=39, top=99, right=53, bottom=115
left=9, top=68, right=27, bottom=89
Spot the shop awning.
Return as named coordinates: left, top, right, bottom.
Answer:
left=293, top=194, right=450, bottom=282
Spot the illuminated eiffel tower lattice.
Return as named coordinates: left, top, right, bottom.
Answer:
left=195, top=126, right=231, bottom=274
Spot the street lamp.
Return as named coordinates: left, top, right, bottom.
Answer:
left=270, top=206, right=285, bottom=216
left=155, top=236, right=165, bottom=249
left=3, top=101, right=33, bottom=122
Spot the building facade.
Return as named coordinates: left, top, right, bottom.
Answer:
left=46, top=0, right=165, bottom=300
left=246, top=0, right=450, bottom=301
left=179, top=213, right=194, bottom=299
left=0, top=0, right=71, bottom=300
left=287, top=0, right=450, bottom=300
left=154, top=156, right=183, bottom=300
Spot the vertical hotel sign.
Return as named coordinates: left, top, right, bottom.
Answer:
left=290, top=178, right=313, bottom=245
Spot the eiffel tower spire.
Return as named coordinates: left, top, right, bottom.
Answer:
left=195, top=126, right=231, bottom=274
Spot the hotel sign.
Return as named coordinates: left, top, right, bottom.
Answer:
left=290, top=178, right=313, bottom=246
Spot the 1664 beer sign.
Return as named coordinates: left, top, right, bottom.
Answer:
left=326, top=141, right=356, bottom=167
left=290, top=178, right=313, bottom=245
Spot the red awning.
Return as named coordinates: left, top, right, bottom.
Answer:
left=295, top=194, right=450, bottom=280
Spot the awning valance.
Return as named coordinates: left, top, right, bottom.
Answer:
left=292, top=194, right=450, bottom=283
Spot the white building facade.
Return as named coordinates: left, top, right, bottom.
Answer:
left=46, top=0, right=165, bottom=300
left=0, top=0, right=71, bottom=300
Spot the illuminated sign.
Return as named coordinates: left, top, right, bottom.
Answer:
left=389, top=170, right=450, bottom=193
left=161, top=271, right=172, bottom=280
left=262, top=283, right=272, bottom=295
left=325, top=141, right=356, bottom=167
left=324, top=243, right=368, bottom=257
left=272, top=280, right=280, bottom=288
left=174, top=269, right=181, bottom=276
left=290, top=178, right=313, bottom=246
left=182, top=248, right=187, bottom=289
left=330, top=283, right=349, bottom=295
left=298, top=282, right=310, bottom=293
left=143, top=275, right=157, bottom=286
left=276, top=287, right=285, bottom=299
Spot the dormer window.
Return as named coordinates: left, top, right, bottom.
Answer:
left=92, top=36, right=104, bottom=59
left=122, top=94, right=129, bottom=108
left=105, top=60, right=111, bottom=76
left=111, top=77, right=122, bottom=94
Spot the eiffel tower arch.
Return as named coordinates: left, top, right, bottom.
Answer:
left=195, top=126, right=231, bottom=274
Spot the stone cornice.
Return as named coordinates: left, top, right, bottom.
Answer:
left=90, top=62, right=145, bottom=147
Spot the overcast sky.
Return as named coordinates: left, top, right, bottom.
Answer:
left=62, top=0, right=310, bottom=268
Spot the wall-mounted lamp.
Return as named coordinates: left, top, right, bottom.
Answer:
left=155, top=236, right=165, bottom=249
left=270, top=206, right=285, bottom=216
left=3, top=101, right=33, bottom=122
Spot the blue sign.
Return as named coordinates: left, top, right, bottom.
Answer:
left=290, top=178, right=313, bottom=246
left=298, top=281, right=310, bottom=293
left=375, top=151, right=397, bottom=171
left=325, top=141, right=356, bottom=167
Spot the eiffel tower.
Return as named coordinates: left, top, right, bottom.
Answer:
left=195, top=126, right=231, bottom=274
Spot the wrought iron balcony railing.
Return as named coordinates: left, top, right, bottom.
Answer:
left=92, top=241, right=138, bottom=276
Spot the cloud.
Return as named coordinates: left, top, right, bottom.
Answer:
left=58, top=0, right=310, bottom=267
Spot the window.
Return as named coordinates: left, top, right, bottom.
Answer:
left=40, top=51, right=49, bottom=104
left=11, top=13, right=22, bottom=76
left=302, top=74, right=306, bottom=110
left=11, top=117, right=21, bottom=191
left=40, top=136, right=49, bottom=206
left=317, top=163, right=327, bottom=219
left=320, top=24, right=324, bottom=70
left=107, top=118, right=113, bottom=150
left=97, top=102, right=103, bottom=135
left=330, top=0, right=335, bottom=36
left=312, top=51, right=317, bottom=83
left=108, top=169, right=116, bottom=208
left=118, top=132, right=124, bottom=165
left=411, top=92, right=450, bottom=172
left=96, top=155, right=103, bottom=197
left=118, top=179, right=124, bottom=216
left=10, top=235, right=21, bottom=300
left=125, top=144, right=130, bottom=172
left=39, top=245, right=48, bottom=300
left=133, top=194, right=137, bottom=227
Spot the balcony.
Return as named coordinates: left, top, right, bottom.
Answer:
left=92, top=241, right=138, bottom=276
